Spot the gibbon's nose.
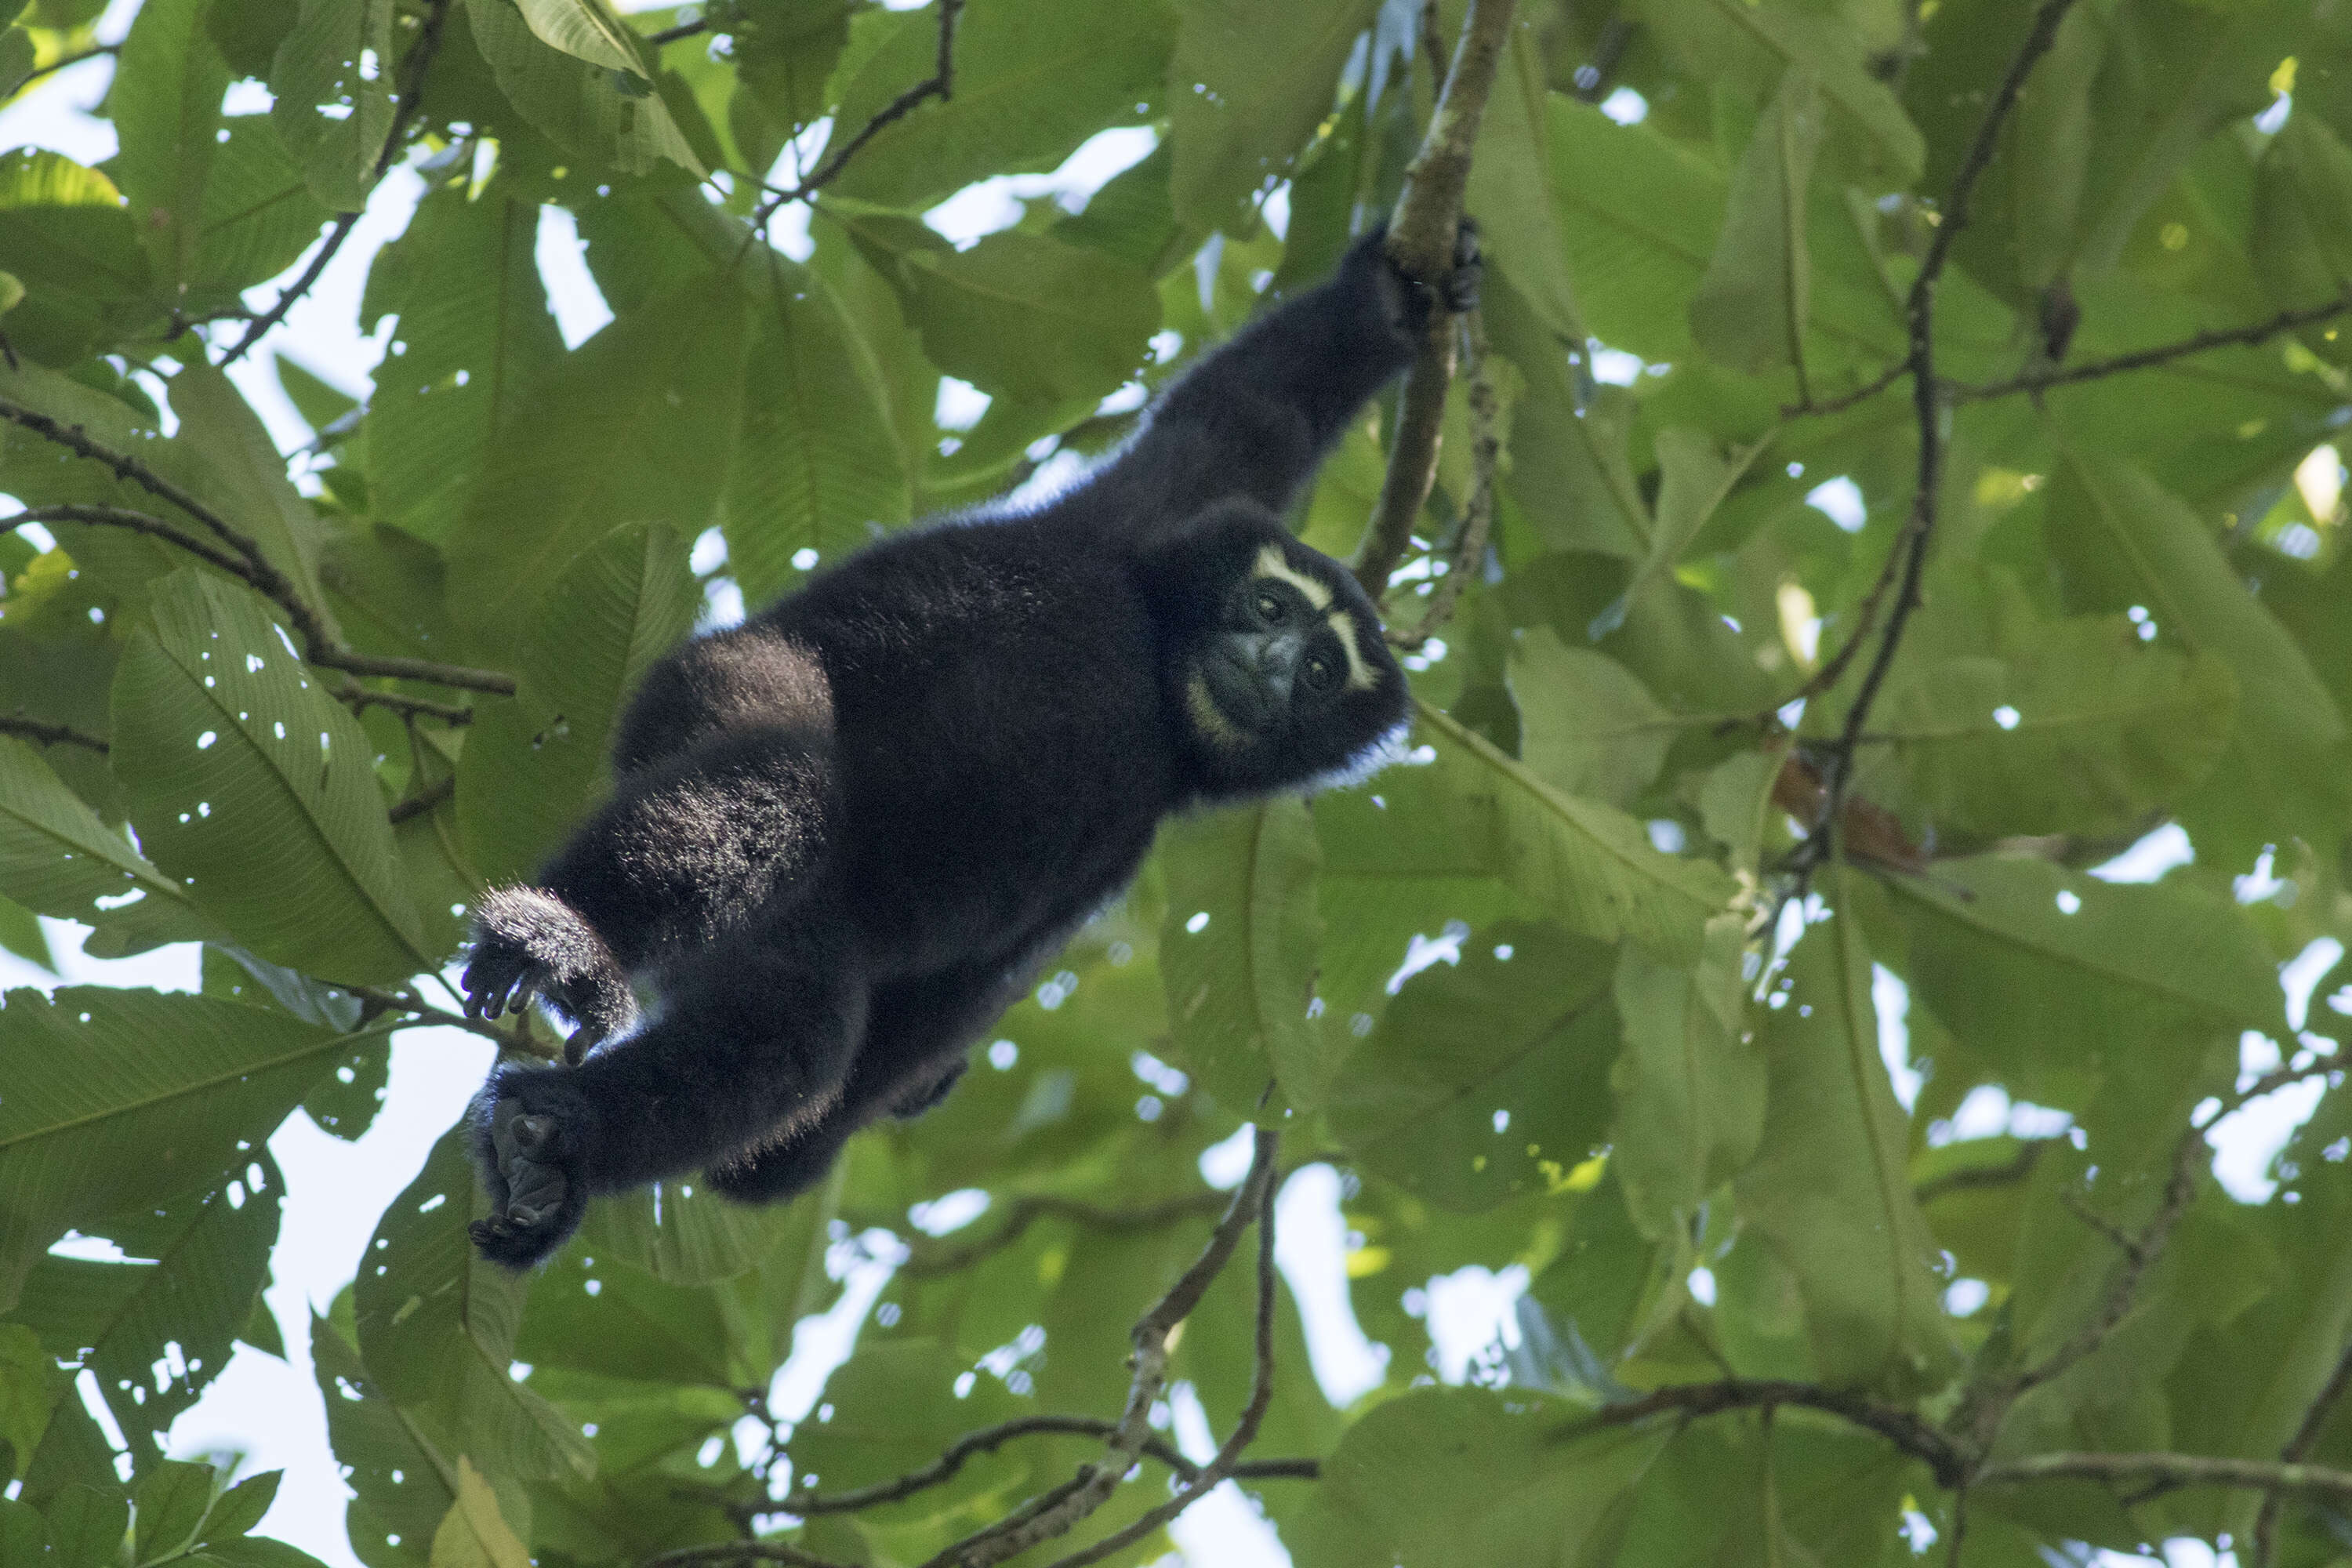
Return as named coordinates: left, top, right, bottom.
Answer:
left=1241, top=629, right=1303, bottom=705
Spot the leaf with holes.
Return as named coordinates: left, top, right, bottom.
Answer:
left=0, top=737, right=213, bottom=954
left=111, top=571, right=427, bottom=982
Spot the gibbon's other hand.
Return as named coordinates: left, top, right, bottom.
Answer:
left=468, top=1074, right=592, bottom=1268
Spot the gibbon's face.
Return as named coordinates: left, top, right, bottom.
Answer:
left=1182, top=543, right=1408, bottom=786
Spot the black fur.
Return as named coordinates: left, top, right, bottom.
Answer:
left=462, top=221, right=1475, bottom=1268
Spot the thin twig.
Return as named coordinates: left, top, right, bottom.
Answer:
left=1809, top=0, right=2079, bottom=868
left=1554, top=1377, right=1968, bottom=1489
left=1952, top=294, right=2352, bottom=402
left=746, top=0, right=964, bottom=236
left=900, top=1187, right=1237, bottom=1277
left=922, top=1127, right=1279, bottom=1568
left=386, top=774, right=456, bottom=825
left=771, top=1414, right=1311, bottom=1517
left=219, top=0, right=454, bottom=365
left=1783, top=358, right=1909, bottom=419
left=343, top=981, right=554, bottom=1057
left=0, top=404, right=517, bottom=695
left=1352, top=0, right=1518, bottom=598
left=646, top=15, right=710, bottom=45
left=1914, top=1139, right=2048, bottom=1205
left=1977, top=1452, right=2352, bottom=1498
left=1040, top=1129, right=1283, bottom=1568
left=343, top=685, right=474, bottom=726
left=0, top=713, right=110, bottom=753
left=1391, top=309, right=1497, bottom=652
left=13, top=44, right=118, bottom=89
left=2254, top=1334, right=2352, bottom=1566
left=642, top=1545, right=852, bottom=1568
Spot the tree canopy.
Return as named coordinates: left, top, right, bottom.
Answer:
left=2, top=0, right=2352, bottom=1562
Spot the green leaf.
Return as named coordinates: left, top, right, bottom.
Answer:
left=1166, top=0, right=1380, bottom=230
left=0, top=151, right=147, bottom=350
left=1158, top=797, right=1325, bottom=1115
left=42, top=1483, right=129, bottom=1568
left=424, top=1456, right=531, bottom=1568
left=0, top=735, right=214, bottom=953
left=1889, top=854, right=2285, bottom=1083
left=269, top=0, right=394, bottom=209
left=2049, top=452, right=2352, bottom=857
left=1867, top=615, right=2238, bottom=840
left=195, top=1469, right=281, bottom=1546
left=721, top=256, right=913, bottom=605
left=511, top=0, right=644, bottom=76
left=444, top=284, right=747, bottom=640
left=828, top=0, right=1171, bottom=209
left=457, top=521, right=696, bottom=883
left=790, top=1338, right=1031, bottom=1508
left=462, top=0, right=700, bottom=176
left=358, top=180, right=564, bottom=537
left=190, top=119, right=333, bottom=310
left=166, top=363, right=336, bottom=637
left=132, top=1457, right=216, bottom=1563
left=0, top=986, right=359, bottom=1312
left=8, top=1155, right=284, bottom=1453
left=1463, top=21, right=1582, bottom=344
left=352, top=1127, right=597, bottom=1481
left=2251, top=112, right=2352, bottom=362
left=111, top=571, right=429, bottom=982
left=1610, top=915, right=1766, bottom=1240
left=1512, top=632, right=1679, bottom=808
left=731, top=0, right=849, bottom=136
left=1330, top=920, right=1617, bottom=1212
left=0, top=1323, right=59, bottom=1486
left=297, top=1033, right=390, bottom=1141
left=308, top=1316, right=454, bottom=1566
left=0, top=1497, right=46, bottom=1563
left=1414, top=701, right=1733, bottom=964
left=856, top=222, right=1162, bottom=405
left=576, top=1176, right=798, bottom=1286
left=102, top=0, right=232, bottom=292
left=1732, top=877, right=1955, bottom=1392
left=1691, top=68, right=1823, bottom=376
left=1287, top=1387, right=1666, bottom=1568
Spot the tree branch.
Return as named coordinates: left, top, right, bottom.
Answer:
left=920, top=1127, right=1279, bottom=1568
left=1351, top=0, right=1518, bottom=599
left=2254, top=1332, right=2352, bottom=1566
left=1951, top=294, right=2352, bottom=403
left=1389, top=309, right=1497, bottom=652
left=1913, top=1139, right=2048, bottom=1206
left=385, top=774, right=456, bottom=825
left=747, top=0, right=964, bottom=234
left=646, top=15, right=710, bottom=45
left=644, top=1545, right=853, bottom=1568
left=0, top=404, right=516, bottom=695
left=1555, top=1377, right=1969, bottom=1489
left=344, top=982, right=556, bottom=1058
left=14, top=44, right=118, bottom=89
left=1799, top=0, right=2078, bottom=872
left=1977, top=1451, right=2352, bottom=1499
left=218, top=0, right=455, bottom=365
left=1039, top=1130, right=1283, bottom=1568
left=0, top=713, right=110, bottom=753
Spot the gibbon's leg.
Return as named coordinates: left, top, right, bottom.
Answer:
left=1085, top=220, right=1480, bottom=528
left=704, top=962, right=1024, bottom=1204
left=467, top=893, right=867, bottom=1269
left=463, top=721, right=833, bottom=1062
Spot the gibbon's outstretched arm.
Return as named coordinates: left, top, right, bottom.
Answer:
left=1077, top=222, right=1480, bottom=540
left=461, top=217, right=1461, bottom=1269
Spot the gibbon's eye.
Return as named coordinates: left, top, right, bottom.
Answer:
left=1303, top=653, right=1338, bottom=691
left=1254, top=588, right=1287, bottom=622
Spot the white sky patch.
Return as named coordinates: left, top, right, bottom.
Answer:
left=1422, top=1263, right=1528, bottom=1385
left=1599, top=86, right=1648, bottom=125
left=1805, top=475, right=1867, bottom=533
left=536, top=204, right=615, bottom=350
left=1199, top=1126, right=1257, bottom=1190
left=1385, top=920, right=1469, bottom=995
left=1273, top=1166, right=1388, bottom=1407
left=907, top=1189, right=991, bottom=1236
left=1872, top=964, right=1921, bottom=1112
left=935, top=377, right=993, bottom=432
left=2284, top=938, right=2344, bottom=1032
left=1163, top=1382, right=1290, bottom=1567
left=1588, top=346, right=1644, bottom=386
left=923, top=125, right=1160, bottom=246
left=2090, top=822, right=2194, bottom=884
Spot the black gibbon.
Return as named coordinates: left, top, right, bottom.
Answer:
left=460, top=219, right=1479, bottom=1268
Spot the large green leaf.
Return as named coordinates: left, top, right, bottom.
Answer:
left=1414, top=702, right=1733, bottom=964
left=828, top=0, right=1171, bottom=209
left=721, top=255, right=912, bottom=605
left=457, top=521, right=698, bottom=884
left=1689, top=67, right=1822, bottom=376
left=1158, top=797, right=1326, bottom=1115
left=7, top=1156, right=282, bottom=1457
left=269, top=0, right=393, bottom=209
left=1329, top=919, right=1617, bottom=1212
left=111, top=571, right=428, bottom=982
left=102, top=0, right=231, bottom=292
left=511, top=0, right=644, bottom=76
left=0, top=986, right=368, bottom=1311
left=1166, top=0, right=1380, bottom=230
left=462, top=0, right=701, bottom=176
left=1512, top=631, right=1679, bottom=809
left=0, top=737, right=212, bottom=954
left=1732, top=880, right=1955, bottom=1392
left=352, top=1127, right=597, bottom=1483
left=308, top=1316, right=456, bottom=1568
left=443, top=283, right=746, bottom=640
left=358, top=180, right=564, bottom=537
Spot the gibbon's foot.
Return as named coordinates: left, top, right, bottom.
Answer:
left=463, top=887, right=635, bottom=1062
left=467, top=1079, right=591, bottom=1269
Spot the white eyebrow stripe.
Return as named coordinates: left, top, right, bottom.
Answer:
left=1328, top=611, right=1378, bottom=690
left=1254, top=545, right=1333, bottom=609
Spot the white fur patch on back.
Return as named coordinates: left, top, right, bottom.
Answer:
left=1254, top=544, right=1333, bottom=609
